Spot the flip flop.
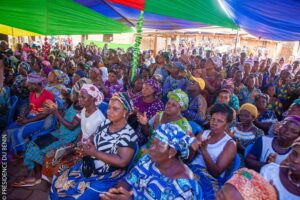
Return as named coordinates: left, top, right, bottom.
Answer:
left=12, top=176, right=26, bottom=185
left=12, top=178, right=41, bottom=187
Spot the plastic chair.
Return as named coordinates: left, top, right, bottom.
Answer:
left=224, top=154, right=241, bottom=181
left=127, top=144, right=139, bottom=173
left=7, top=96, right=18, bottom=125
left=31, top=115, right=57, bottom=140
left=99, top=102, right=108, bottom=117
left=244, top=143, right=254, bottom=158
left=188, top=121, right=203, bottom=135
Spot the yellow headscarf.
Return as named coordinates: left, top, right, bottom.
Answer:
left=240, top=103, right=258, bottom=118
left=190, top=76, right=205, bottom=90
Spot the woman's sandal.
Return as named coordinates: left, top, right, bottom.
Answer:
left=12, top=177, right=41, bottom=187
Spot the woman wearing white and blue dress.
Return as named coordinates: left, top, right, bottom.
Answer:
left=50, top=92, right=137, bottom=200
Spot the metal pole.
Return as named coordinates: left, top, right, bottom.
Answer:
left=234, top=29, right=239, bottom=54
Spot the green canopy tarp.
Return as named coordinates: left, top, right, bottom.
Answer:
left=109, top=0, right=237, bottom=29
left=0, top=0, right=132, bottom=35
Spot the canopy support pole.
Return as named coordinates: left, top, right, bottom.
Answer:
left=131, top=11, right=144, bottom=81
left=234, top=29, right=239, bottom=54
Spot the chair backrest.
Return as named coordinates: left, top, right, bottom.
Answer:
left=188, top=121, right=203, bottom=135
left=99, top=102, right=108, bottom=117
left=127, top=143, right=139, bottom=173
left=31, top=115, right=57, bottom=140
left=244, top=143, right=254, bottom=158
left=224, top=154, right=241, bottom=181
left=7, top=96, right=18, bottom=125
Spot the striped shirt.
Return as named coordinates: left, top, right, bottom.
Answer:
left=93, top=119, right=138, bottom=174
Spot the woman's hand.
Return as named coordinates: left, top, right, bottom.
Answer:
left=273, top=122, right=281, bottom=135
left=75, top=142, right=85, bottom=157
left=267, top=153, right=277, bottom=163
left=44, top=101, right=58, bottom=114
left=82, top=140, right=97, bottom=157
left=137, top=112, right=148, bottom=126
left=16, top=116, right=28, bottom=126
left=198, top=136, right=210, bottom=152
left=61, top=88, right=68, bottom=96
left=100, top=187, right=133, bottom=200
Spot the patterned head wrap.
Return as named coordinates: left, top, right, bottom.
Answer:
left=144, top=78, right=162, bottom=98
left=154, top=123, right=196, bottom=159
left=293, top=98, right=300, bottom=106
left=111, top=92, right=134, bottom=113
left=41, top=60, right=51, bottom=68
left=72, top=78, right=92, bottom=94
left=18, top=61, right=31, bottom=73
left=190, top=76, right=205, bottom=90
left=80, top=84, right=104, bottom=106
left=284, top=115, right=300, bottom=126
left=53, top=70, right=70, bottom=85
left=90, top=67, right=101, bottom=76
left=222, top=78, right=235, bottom=93
left=240, top=103, right=258, bottom=119
left=75, top=70, right=87, bottom=78
left=27, top=73, right=47, bottom=87
left=226, top=168, right=277, bottom=200
left=42, top=65, right=53, bottom=76
left=161, top=52, right=170, bottom=61
left=244, top=59, right=254, bottom=67
left=167, top=89, right=189, bottom=110
left=172, top=62, right=186, bottom=71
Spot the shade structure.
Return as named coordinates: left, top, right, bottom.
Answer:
left=0, top=24, right=40, bottom=36
left=76, top=0, right=237, bottom=30
left=220, top=0, right=300, bottom=41
left=0, top=0, right=132, bottom=35
left=78, top=0, right=300, bottom=41
left=109, top=0, right=237, bottom=28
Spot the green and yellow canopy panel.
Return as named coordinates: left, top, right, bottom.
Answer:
left=0, top=24, right=40, bottom=36
left=0, top=0, right=132, bottom=35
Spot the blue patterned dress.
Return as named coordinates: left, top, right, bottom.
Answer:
left=126, top=154, right=202, bottom=200
left=50, top=120, right=138, bottom=200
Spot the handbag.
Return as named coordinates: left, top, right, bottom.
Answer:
left=34, top=134, right=59, bottom=149
left=82, top=122, right=111, bottom=177
left=82, top=155, right=96, bottom=178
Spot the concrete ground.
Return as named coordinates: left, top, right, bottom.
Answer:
left=7, top=159, right=50, bottom=200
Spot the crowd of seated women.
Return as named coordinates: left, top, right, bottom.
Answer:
left=1, top=40, right=300, bottom=199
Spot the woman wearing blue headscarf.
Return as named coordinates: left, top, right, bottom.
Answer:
left=50, top=92, right=138, bottom=200
left=101, top=123, right=202, bottom=200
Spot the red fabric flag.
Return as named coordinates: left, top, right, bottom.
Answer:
left=109, top=0, right=145, bottom=10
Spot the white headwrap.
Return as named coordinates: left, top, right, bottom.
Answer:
left=244, top=59, right=254, bottom=67
left=80, top=84, right=104, bottom=106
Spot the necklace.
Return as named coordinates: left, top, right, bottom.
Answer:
left=288, top=170, right=300, bottom=187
